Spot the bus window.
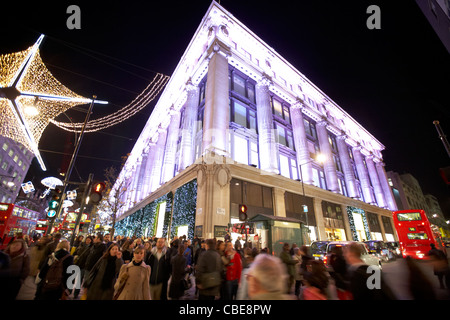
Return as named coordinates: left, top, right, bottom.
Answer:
left=407, top=233, right=428, bottom=240
left=397, top=212, right=422, bottom=221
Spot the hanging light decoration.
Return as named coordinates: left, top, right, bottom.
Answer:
left=0, top=34, right=106, bottom=171
left=50, top=72, right=170, bottom=133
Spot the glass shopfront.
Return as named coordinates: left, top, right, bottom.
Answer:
left=322, top=201, right=347, bottom=241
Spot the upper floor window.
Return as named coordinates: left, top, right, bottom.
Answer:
left=230, top=99, right=257, bottom=133
left=328, top=134, right=338, bottom=153
left=271, top=97, right=290, bottom=124
left=230, top=133, right=259, bottom=168
left=275, top=123, right=295, bottom=150
left=279, top=153, right=298, bottom=180
left=312, top=166, right=327, bottom=190
left=198, top=80, right=207, bottom=105
left=230, top=70, right=255, bottom=103
left=304, top=118, right=317, bottom=140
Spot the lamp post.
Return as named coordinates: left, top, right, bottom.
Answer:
left=46, top=96, right=96, bottom=234
left=298, top=153, right=326, bottom=244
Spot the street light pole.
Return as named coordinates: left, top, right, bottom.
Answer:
left=433, top=121, right=450, bottom=159
left=298, top=161, right=311, bottom=245
left=69, top=173, right=93, bottom=247
left=46, top=96, right=96, bottom=234
left=298, top=153, right=326, bottom=245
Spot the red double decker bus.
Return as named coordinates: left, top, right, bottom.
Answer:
left=0, top=203, right=40, bottom=250
left=392, top=209, right=438, bottom=259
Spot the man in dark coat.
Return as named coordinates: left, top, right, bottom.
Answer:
left=84, top=234, right=106, bottom=273
left=145, top=237, right=171, bottom=300
left=169, top=245, right=187, bottom=300
left=196, top=239, right=222, bottom=300
left=194, top=240, right=206, bottom=266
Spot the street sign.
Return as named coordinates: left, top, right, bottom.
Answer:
left=47, top=210, right=56, bottom=218
left=21, top=181, right=35, bottom=194
left=67, top=190, right=77, bottom=200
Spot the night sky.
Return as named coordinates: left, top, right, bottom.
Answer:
left=1, top=1, right=449, bottom=218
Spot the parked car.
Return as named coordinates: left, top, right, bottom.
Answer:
left=386, top=241, right=402, bottom=257
left=364, top=240, right=396, bottom=262
left=323, top=241, right=382, bottom=271
left=310, top=241, right=331, bottom=261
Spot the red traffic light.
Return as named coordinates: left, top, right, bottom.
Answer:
left=239, top=204, right=248, bottom=221
left=90, top=182, right=106, bottom=204
left=93, top=182, right=106, bottom=193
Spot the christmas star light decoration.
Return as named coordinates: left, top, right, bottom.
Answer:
left=0, top=34, right=107, bottom=171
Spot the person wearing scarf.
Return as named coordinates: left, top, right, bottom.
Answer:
left=85, top=243, right=123, bottom=300
left=114, top=245, right=151, bottom=300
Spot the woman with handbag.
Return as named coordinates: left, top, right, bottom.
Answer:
left=196, top=239, right=223, bottom=300
left=84, top=243, right=123, bottom=300
left=113, top=245, right=151, bottom=300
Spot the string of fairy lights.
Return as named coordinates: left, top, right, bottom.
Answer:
left=50, top=72, right=170, bottom=133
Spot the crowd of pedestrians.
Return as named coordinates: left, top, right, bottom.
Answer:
left=0, top=231, right=449, bottom=300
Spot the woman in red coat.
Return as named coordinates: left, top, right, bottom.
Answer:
left=224, top=241, right=242, bottom=300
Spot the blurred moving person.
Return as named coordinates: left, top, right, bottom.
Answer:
left=427, top=243, right=450, bottom=291
left=405, top=256, right=436, bottom=300
left=343, top=243, right=396, bottom=300
left=246, top=254, right=295, bottom=300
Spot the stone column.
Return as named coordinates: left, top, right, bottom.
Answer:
left=255, top=75, right=279, bottom=174
left=131, top=157, right=142, bottom=206
left=124, top=175, right=133, bottom=212
left=316, top=120, right=339, bottom=192
left=376, top=161, right=398, bottom=210
left=179, top=80, right=199, bottom=170
left=273, top=187, right=286, bottom=217
left=162, top=109, right=181, bottom=183
left=141, top=142, right=155, bottom=199
left=150, top=128, right=167, bottom=193
left=378, top=214, right=387, bottom=242
left=352, top=146, right=375, bottom=204
left=195, top=164, right=231, bottom=239
left=291, top=100, right=313, bottom=184
left=202, top=40, right=230, bottom=157
left=336, top=134, right=358, bottom=198
left=136, top=150, right=149, bottom=203
left=366, top=156, right=387, bottom=208
left=312, top=198, right=327, bottom=241
left=340, top=204, right=352, bottom=241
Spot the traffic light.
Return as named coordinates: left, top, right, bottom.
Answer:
left=90, top=182, right=106, bottom=204
left=48, top=186, right=62, bottom=218
left=74, top=183, right=88, bottom=207
left=239, top=204, right=248, bottom=221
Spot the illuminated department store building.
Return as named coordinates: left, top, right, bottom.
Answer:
left=113, top=1, right=398, bottom=254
